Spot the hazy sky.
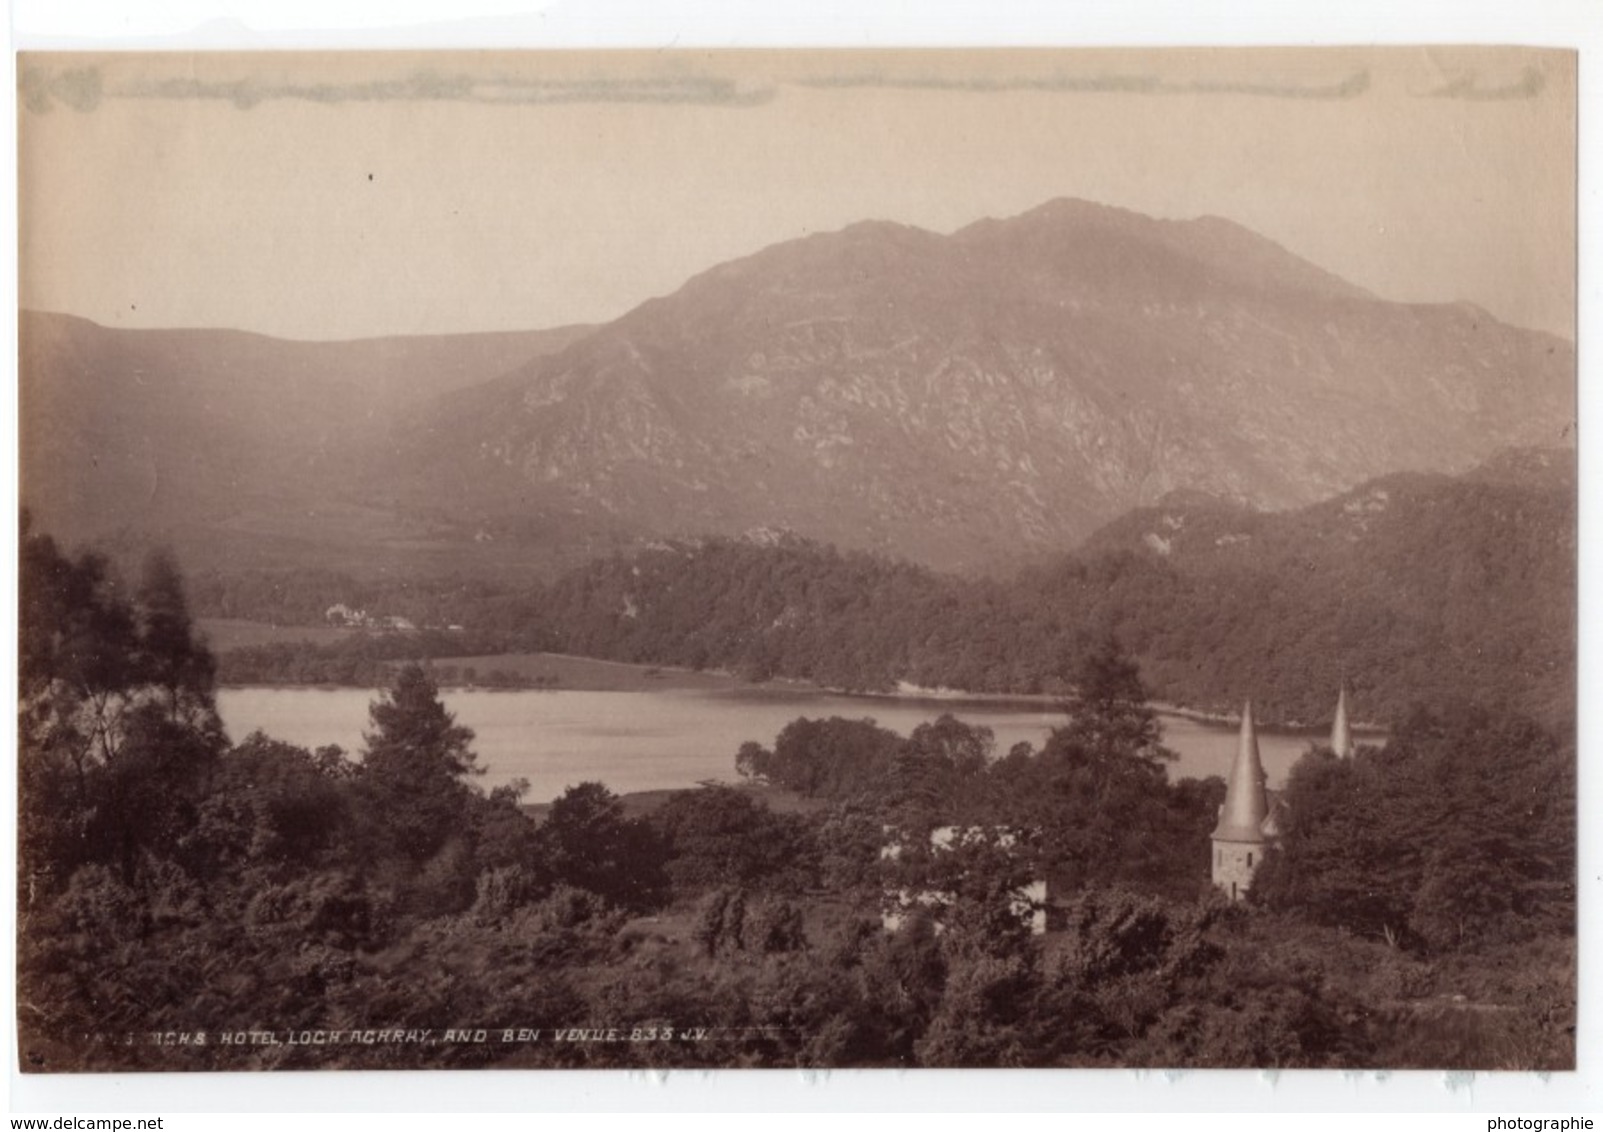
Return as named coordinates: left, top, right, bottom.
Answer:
left=18, top=47, right=1576, bottom=341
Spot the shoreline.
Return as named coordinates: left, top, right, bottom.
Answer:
left=218, top=667, right=1386, bottom=739
left=205, top=621, right=1383, bottom=736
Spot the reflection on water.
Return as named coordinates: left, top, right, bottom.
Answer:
left=218, top=686, right=1324, bottom=805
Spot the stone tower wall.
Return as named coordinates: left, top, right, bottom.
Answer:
left=1212, top=838, right=1263, bottom=901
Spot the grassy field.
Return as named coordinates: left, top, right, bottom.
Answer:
left=201, top=619, right=798, bottom=695
left=441, top=651, right=772, bottom=694
left=198, top=618, right=353, bottom=651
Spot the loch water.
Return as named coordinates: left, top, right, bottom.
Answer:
left=219, top=685, right=1320, bottom=804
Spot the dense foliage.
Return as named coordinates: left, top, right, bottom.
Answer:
left=1252, top=705, right=1575, bottom=952
left=19, top=522, right=1573, bottom=1072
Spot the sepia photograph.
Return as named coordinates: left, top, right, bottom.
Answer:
left=14, top=44, right=1579, bottom=1078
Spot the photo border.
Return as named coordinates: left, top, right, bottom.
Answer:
left=4, top=0, right=1598, bottom=1116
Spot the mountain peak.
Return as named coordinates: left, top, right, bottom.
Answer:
left=1015, top=196, right=1150, bottom=226
left=834, top=218, right=933, bottom=240
left=954, top=196, right=1143, bottom=240
left=956, top=199, right=1373, bottom=303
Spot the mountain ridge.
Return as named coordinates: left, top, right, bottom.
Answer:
left=374, top=197, right=1572, bottom=572
left=20, top=198, right=1575, bottom=578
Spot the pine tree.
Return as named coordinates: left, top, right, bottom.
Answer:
left=363, top=664, right=478, bottom=779
left=359, top=664, right=480, bottom=863
left=135, top=548, right=218, bottom=726
left=1056, top=634, right=1171, bottom=770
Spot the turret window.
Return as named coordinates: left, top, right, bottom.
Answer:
left=1247, top=852, right=1254, bottom=867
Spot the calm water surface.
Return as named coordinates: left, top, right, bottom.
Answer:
left=217, top=686, right=1319, bottom=804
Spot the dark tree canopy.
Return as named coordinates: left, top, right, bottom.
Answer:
left=1056, top=635, right=1172, bottom=771
left=136, top=547, right=218, bottom=725
left=20, top=515, right=140, bottom=712
left=978, top=644, right=1207, bottom=900
left=357, top=664, right=480, bottom=864
left=19, top=522, right=226, bottom=890
left=539, top=781, right=668, bottom=912
left=650, top=786, right=817, bottom=893
left=363, top=664, right=478, bottom=780
left=1253, top=704, right=1574, bottom=951
left=755, top=716, right=905, bottom=800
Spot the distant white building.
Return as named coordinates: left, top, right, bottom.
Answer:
left=881, top=826, right=1049, bottom=935
left=324, top=603, right=369, bottom=628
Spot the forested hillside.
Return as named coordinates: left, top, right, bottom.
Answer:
left=200, top=453, right=1573, bottom=730
left=1044, top=455, right=1575, bottom=724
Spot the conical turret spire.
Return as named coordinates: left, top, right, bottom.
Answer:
left=1331, top=685, right=1354, bottom=758
left=1213, top=700, right=1269, bottom=842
